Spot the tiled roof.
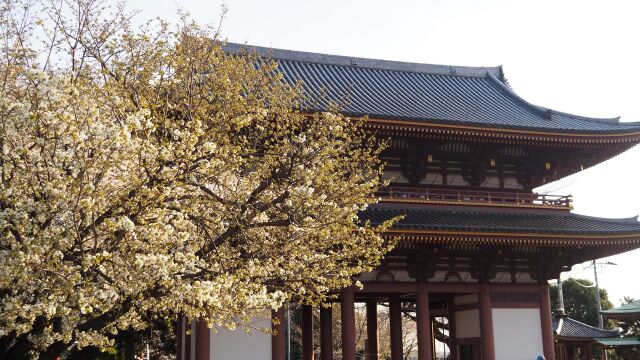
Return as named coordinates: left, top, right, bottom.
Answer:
left=595, top=337, right=640, bottom=347
left=602, top=300, right=640, bottom=315
left=553, top=315, right=619, bottom=339
left=360, top=206, right=640, bottom=235
left=224, top=43, right=640, bottom=134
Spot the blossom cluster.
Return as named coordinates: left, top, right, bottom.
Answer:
left=0, top=8, right=395, bottom=356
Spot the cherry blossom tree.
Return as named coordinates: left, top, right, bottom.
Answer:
left=0, top=0, right=395, bottom=357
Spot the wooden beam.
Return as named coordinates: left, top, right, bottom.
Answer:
left=355, top=282, right=542, bottom=294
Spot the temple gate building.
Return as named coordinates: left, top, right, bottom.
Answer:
left=177, top=44, right=640, bottom=360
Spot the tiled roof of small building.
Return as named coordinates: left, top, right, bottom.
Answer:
left=360, top=206, right=640, bottom=235
left=595, top=337, right=640, bottom=347
left=225, top=43, right=640, bottom=134
left=601, top=300, right=640, bottom=316
left=552, top=315, right=619, bottom=339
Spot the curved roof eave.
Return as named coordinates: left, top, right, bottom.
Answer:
left=223, top=42, right=506, bottom=80
left=484, top=72, right=640, bottom=131
left=485, top=72, right=624, bottom=124
left=360, top=206, right=640, bottom=236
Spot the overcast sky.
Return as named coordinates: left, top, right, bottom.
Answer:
left=124, top=0, right=640, bottom=305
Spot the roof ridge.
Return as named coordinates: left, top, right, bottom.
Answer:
left=555, top=317, right=564, bottom=335
left=223, top=42, right=504, bottom=79
left=484, top=72, right=550, bottom=118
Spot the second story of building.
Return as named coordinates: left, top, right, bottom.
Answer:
left=225, top=43, right=640, bottom=213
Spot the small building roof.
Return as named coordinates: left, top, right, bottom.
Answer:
left=601, top=299, right=640, bottom=320
left=225, top=43, right=640, bottom=135
left=553, top=315, right=619, bottom=340
left=595, top=337, right=640, bottom=347
left=361, top=206, right=640, bottom=236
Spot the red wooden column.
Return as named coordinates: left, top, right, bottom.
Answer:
left=320, top=305, right=333, bottom=360
left=389, top=295, right=404, bottom=360
left=302, top=305, right=315, bottom=360
left=539, top=283, right=556, bottom=360
left=272, top=308, right=286, bottom=360
left=447, top=298, right=458, bottom=360
left=184, top=319, right=191, bottom=360
left=176, top=316, right=184, bottom=360
left=341, top=288, right=357, bottom=360
left=195, top=319, right=210, bottom=360
left=365, top=301, right=379, bottom=360
left=416, top=283, right=433, bottom=360
left=479, top=285, right=496, bottom=360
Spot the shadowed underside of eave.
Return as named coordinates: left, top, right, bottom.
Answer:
left=385, top=233, right=640, bottom=266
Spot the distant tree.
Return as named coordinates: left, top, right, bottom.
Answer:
left=550, top=278, right=614, bottom=327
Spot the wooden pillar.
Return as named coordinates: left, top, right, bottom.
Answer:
left=365, top=301, right=379, bottom=360
left=272, top=308, right=286, bottom=360
left=302, top=305, right=315, bottom=360
left=176, top=316, right=184, bottom=360
left=341, top=288, right=356, bottom=360
left=195, top=319, right=210, bottom=360
left=416, top=283, right=433, bottom=360
left=320, top=305, right=333, bottom=360
left=479, top=285, right=495, bottom=360
left=390, top=295, right=403, bottom=360
left=184, top=319, right=191, bottom=360
left=447, top=298, right=458, bottom=360
left=539, top=284, right=556, bottom=360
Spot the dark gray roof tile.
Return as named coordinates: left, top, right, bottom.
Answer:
left=553, top=315, right=619, bottom=339
left=225, top=43, right=640, bottom=134
left=601, top=300, right=640, bottom=315
left=360, top=206, right=640, bottom=235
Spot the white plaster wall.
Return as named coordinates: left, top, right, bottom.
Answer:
left=455, top=309, right=480, bottom=338
left=492, top=308, right=544, bottom=360
left=210, top=318, right=272, bottom=360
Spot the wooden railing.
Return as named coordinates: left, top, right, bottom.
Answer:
left=376, top=187, right=572, bottom=209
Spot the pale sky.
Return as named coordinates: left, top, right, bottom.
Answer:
left=124, top=0, right=640, bottom=305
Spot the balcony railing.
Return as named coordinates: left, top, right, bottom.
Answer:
left=376, top=187, right=572, bottom=209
